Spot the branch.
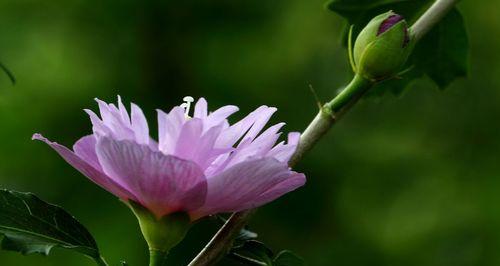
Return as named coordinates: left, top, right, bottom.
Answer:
left=188, top=210, right=255, bottom=265
left=410, top=0, right=460, bottom=42
left=189, top=0, right=461, bottom=264
left=188, top=75, right=373, bottom=266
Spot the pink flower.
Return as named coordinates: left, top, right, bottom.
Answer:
left=33, top=97, right=305, bottom=220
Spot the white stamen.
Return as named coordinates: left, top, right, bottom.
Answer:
left=182, top=96, right=195, bottom=117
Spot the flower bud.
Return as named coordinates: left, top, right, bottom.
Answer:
left=353, top=11, right=412, bottom=80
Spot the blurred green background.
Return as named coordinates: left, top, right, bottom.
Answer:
left=0, top=0, right=499, bottom=265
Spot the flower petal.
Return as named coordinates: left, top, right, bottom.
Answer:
left=194, top=98, right=208, bottom=119
left=95, top=98, right=135, bottom=139
left=157, top=106, right=185, bottom=154
left=241, top=106, right=277, bottom=143
left=117, top=96, right=131, bottom=123
left=73, top=135, right=100, bottom=170
left=205, top=105, right=239, bottom=129
left=223, top=123, right=285, bottom=169
left=267, top=132, right=300, bottom=163
left=84, top=109, right=112, bottom=137
left=131, top=103, right=149, bottom=145
left=95, top=137, right=207, bottom=217
left=173, top=118, right=204, bottom=161
left=193, top=158, right=305, bottom=218
left=216, top=106, right=273, bottom=148
left=32, top=134, right=136, bottom=200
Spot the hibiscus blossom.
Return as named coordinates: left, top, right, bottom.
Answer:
left=33, top=96, right=305, bottom=220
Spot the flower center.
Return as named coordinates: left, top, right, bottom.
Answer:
left=180, top=96, right=194, bottom=118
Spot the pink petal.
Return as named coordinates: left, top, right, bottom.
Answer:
left=157, top=106, right=185, bottom=154
left=171, top=118, right=230, bottom=169
left=192, top=125, right=232, bottom=170
left=194, top=98, right=208, bottom=119
left=241, top=106, right=277, bottom=143
left=193, top=158, right=305, bottom=218
left=32, top=134, right=137, bottom=200
left=215, top=106, right=271, bottom=148
left=250, top=171, right=305, bottom=206
left=267, top=132, right=300, bottom=163
left=223, top=123, right=285, bottom=169
left=131, top=103, right=149, bottom=145
left=205, top=105, right=239, bottom=129
left=86, top=98, right=153, bottom=146
left=96, top=99, right=134, bottom=139
left=287, top=132, right=300, bottom=146
left=73, top=135, right=101, bottom=170
left=95, top=98, right=116, bottom=126
left=95, top=137, right=207, bottom=217
left=84, top=109, right=112, bottom=137
left=117, top=96, right=131, bottom=123
left=173, top=118, right=203, bottom=161
left=244, top=122, right=285, bottom=154
left=86, top=99, right=135, bottom=140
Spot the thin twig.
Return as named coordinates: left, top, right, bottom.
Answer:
left=410, top=0, right=460, bottom=42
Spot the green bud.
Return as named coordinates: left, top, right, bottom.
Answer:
left=352, top=11, right=413, bottom=81
left=129, top=201, right=191, bottom=253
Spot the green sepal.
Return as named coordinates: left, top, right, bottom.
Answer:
left=128, top=201, right=191, bottom=252
left=348, top=25, right=356, bottom=72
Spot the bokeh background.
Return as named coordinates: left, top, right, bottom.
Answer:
left=0, top=0, right=499, bottom=265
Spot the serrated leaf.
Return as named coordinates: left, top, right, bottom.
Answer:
left=0, top=189, right=105, bottom=264
left=273, top=250, right=304, bottom=266
left=327, top=0, right=468, bottom=96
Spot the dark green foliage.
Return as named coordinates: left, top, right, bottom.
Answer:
left=0, top=189, right=103, bottom=263
left=214, top=216, right=303, bottom=266
left=229, top=240, right=304, bottom=266
left=413, top=8, right=468, bottom=88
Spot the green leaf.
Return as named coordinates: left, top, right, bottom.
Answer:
left=327, top=0, right=432, bottom=26
left=412, top=8, right=468, bottom=88
left=229, top=240, right=304, bottom=266
left=273, top=251, right=304, bottom=266
left=327, top=0, right=469, bottom=96
left=366, top=67, right=423, bottom=97
left=217, top=216, right=303, bottom=265
left=230, top=240, right=274, bottom=265
left=215, top=215, right=258, bottom=248
left=0, top=189, right=106, bottom=265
